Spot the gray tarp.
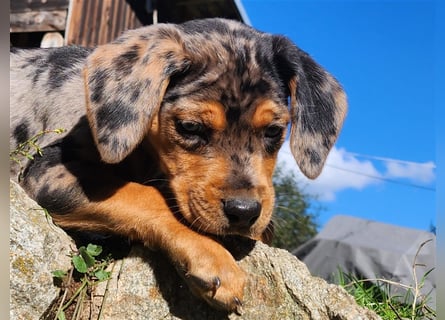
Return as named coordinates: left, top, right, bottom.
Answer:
left=293, top=215, right=436, bottom=307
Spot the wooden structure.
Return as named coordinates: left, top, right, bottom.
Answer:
left=10, top=0, right=249, bottom=48
left=65, top=0, right=144, bottom=46
left=10, top=0, right=70, bottom=33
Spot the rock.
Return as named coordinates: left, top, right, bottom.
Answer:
left=92, top=243, right=380, bottom=320
left=10, top=180, right=74, bottom=320
left=10, top=180, right=381, bottom=319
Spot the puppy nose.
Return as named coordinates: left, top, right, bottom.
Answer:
left=223, top=199, right=262, bottom=228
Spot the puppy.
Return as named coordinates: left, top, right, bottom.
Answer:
left=10, top=18, right=347, bottom=313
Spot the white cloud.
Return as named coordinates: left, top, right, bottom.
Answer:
left=384, top=161, right=435, bottom=184
left=277, top=143, right=435, bottom=201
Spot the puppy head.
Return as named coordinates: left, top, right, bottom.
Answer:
left=84, top=18, right=347, bottom=240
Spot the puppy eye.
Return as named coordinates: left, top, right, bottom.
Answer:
left=264, top=125, right=284, bottom=139
left=176, top=120, right=204, bottom=135
left=175, top=120, right=209, bottom=150
left=264, top=125, right=285, bottom=154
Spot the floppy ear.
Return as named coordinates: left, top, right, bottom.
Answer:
left=272, top=36, right=347, bottom=179
left=83, top=25, right=190, bottom=163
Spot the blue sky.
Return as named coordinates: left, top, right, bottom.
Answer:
left=242, top=0, right=438, bottom=232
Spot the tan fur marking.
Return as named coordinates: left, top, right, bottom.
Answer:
left=176, top=101, right=227, bottom=131
left=252, top=99, right=289, bottom=129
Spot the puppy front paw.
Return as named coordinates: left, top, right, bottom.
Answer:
left=173, top=237, right=247, bottom=314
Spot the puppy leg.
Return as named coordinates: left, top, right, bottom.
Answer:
left=57, top=182, right=245, bottom=312
left=20, top=155, right=245, bottom=313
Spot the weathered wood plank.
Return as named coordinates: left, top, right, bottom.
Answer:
left=11, top=0, right=69, bottom=13
left=65, top=0, right=142, bottom=46
left=10, top=11, right=67, bottom=33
